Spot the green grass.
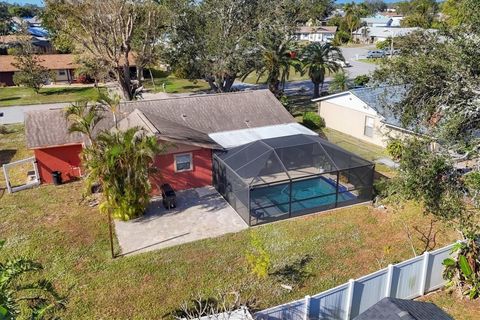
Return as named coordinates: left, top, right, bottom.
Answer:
left=143, top=76, right=210, bottom=94
left=241, top=66, right=310, bottom=85
left=357, top=58, right=385, bottom=65
left=0, top=127, right=460, bottom=318
left=0, top=86, right=105, bottom=107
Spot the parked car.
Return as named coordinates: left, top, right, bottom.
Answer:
left=384, top=49, right=400, bottom=56
left=366, top=50, right=385, bottom=59
left=335, top=59, right=351, bottom=67
left=160, top=183, right=176, bottom=209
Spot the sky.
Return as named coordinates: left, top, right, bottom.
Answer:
left=4, top=0, right=43, bottom=5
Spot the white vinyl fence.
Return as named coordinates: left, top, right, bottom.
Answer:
left=255, top=242, right=459, bottom=320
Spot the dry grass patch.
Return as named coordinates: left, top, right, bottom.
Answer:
left=419, top=290, right=480, bottom=320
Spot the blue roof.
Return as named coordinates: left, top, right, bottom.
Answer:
left=28, top=26, right=49, bottom=38
left=350, top=85, right=410, bottom=130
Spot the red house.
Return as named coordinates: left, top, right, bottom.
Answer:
left=24, top=90, right=297, bottom=192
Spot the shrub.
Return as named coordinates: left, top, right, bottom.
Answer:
left=353, top=75, right=370, bottom=87
left=302, top=112, right=325, bottom=130
left=376, top=38, right=392, bottom=50
left=386, top=139, right=404, bottom=160
left=334, top=30, right=350, bottom=45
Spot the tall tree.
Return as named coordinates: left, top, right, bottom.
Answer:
left=300, top=42, right=344, bottom=98
left=132, top=0, right=170, bottom=84
left=0, top=3, right=13, bottom=36
left=167, top=0, right=258, bottom=92
left=44, top=0, right=141, bottom=100
left=11, top=37, right=53, bottom=93
left=398, top=0, right=438, bottom=28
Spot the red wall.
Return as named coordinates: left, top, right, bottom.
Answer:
left=34, top=145, right=83, bottom=184
left=150, top=148, right=212, bottom=193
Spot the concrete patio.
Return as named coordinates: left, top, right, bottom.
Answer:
left=114, top=186, right=248, bottom=255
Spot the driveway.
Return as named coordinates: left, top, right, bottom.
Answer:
left=114, top=186, right=248, bottom=255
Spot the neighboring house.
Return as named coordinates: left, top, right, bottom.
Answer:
left=361, top=14, right=393, bottom=27
left=378, top=12, right=404, bottom=27
left=353, top=27, right=432, bottom=43
left=314, top=86, right=415, bottom=147
left=0, top=54, right=77, bottom=86
left=0, top=54, right=136, bottom=86
left=24, top=90, right=374, bottom=226
left=294, top=26, right=337, bottom=43
left=353, top=297, right=453, bottom=320
left=0, top=34, right=53, bottom=55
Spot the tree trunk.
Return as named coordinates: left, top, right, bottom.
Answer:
left=205, top=76, right=219, bottom=92
left=313, top=82, right=320, bottom=98
left=136, top=66, right=144, bottom=84
left=149, top=68, right=156, bottom=91
left=116, top=66, right=133, bottom=100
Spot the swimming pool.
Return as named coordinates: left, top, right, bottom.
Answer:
left=250, top=176, right=356, bottom=219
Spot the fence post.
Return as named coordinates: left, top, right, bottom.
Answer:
left=385, top=264, right=394, bottom=298
left=344, top=279, right=355, bottom=320
left=2, top=165, right=12, bottom=194
left=303, top=295, right=311, bottom=320
left=419, top=251, right=430, bottom=295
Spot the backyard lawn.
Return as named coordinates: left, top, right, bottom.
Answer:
left=0, top=125, right=461, bottom=319
left=0, top=86, right=104, bottom=107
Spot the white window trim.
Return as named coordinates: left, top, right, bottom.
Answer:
left=364, top=116, right=375, bottom=138
left=174, top=152, right=193, bottom=173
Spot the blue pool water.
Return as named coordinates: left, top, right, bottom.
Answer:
left=250, top=177, right=356, bottom=216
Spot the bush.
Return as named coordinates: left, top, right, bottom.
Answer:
left=353, top=75, right=370, bottom=87
left=303, top=112, right=325, bottom=130
left=376, top=39, right=392, bottom=50
left=333, top=30, right=351, bottom=45
left=386, top=139, right=404, bottom=160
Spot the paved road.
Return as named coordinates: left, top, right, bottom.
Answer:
left=0, top=102, right=69, bottom=125
left=1, top=46, right=377, bottom=124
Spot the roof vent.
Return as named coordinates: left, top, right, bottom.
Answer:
left=181, top=114, right=187, bottom=121
left=245, top=119, right=250, bottom=127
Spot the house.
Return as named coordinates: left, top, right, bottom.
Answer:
left=0, top=54, right=78, bottom=86
left=294, top=26, right=337, bottom=43
left=353, top=297, right=453, bottom=320
left=314, top=86, right=416, bottom=148
left=361, top=14, right=394, bottom=27
left=0, top=34, right=53, bottom=54
left=24, top=90, right=375, bottom=226
left=0, top=53, right=136, bottom=86
left=353, top=27, right=431, bottom=43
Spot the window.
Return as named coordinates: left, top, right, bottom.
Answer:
left=174, top=153, right=193, bottom=172
left=58, top=70, right=66, bottom=76
left=364, top=116, right=374, bottom=137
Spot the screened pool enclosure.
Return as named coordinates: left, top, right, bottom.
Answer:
left=213, top=134, right=375, bottom=226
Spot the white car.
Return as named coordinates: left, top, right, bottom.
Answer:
left=335, top=59, right=351, bottom=68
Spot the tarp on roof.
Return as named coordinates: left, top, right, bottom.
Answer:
left=209, top=123, right=317, bottom=149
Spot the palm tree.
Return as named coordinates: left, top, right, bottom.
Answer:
left=242, top=37, right=299, bottom=96
left=0, top=240, right=65, bottom=319
left=64, top=101, right=104, bottom=145
left=300, top=43, right=345, bottom=98
left=82, top=128, right=161, bottom=221
left=97, top=91, right=121, bottom=128
left=329, top=71, right=350, bottom=93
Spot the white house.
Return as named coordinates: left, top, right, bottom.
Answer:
left=353, top=26, right=433, bottom=43
left=294, top=26, right=337, bottom=43
left=361, top=14, right=393, bottom=27
left=314, top=86, right=416, bottom=147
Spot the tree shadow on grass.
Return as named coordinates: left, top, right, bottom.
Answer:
left=40, top=87, right=94, bottom=96
left=270, top=255, right=313, bottom=286
left=0, top=149, right=16, bottom=166
left=0, top=96, right=21, bottom=102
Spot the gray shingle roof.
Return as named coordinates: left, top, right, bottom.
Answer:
left=350, top=85, right=409, bottom=129
left=353, top=298, right=453, bottom=320
left=25, top=90, right=295, bottom=149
